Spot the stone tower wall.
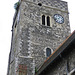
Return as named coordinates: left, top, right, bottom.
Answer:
left=8, top=0, right=71, bottom=75
left=22, top=0, right=68, bottom=11
left=18, top=0, right=70, bottom=67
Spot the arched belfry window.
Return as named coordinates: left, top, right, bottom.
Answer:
left=46, top=48, right=51, bottom=57
left=47, top=16, right=50, bottom=26
left=42, top=15, right=45, bottom=25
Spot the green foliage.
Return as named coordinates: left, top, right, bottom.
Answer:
left=14, top=2, right=20, bottom=11
left=35, top=67, right=38, bottom=73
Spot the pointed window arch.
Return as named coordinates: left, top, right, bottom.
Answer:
left=42, top=15, right=45, bottom=25
left=47, top=16, right=50, bottom=26
left=46, top=48, right=51, bottom=57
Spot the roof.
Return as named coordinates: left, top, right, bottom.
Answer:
left=35, top=30, right=75, bottom=75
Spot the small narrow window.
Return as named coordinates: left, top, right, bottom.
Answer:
left=38, top=3, right=42, bottom=6
left=15, top=22, right=17, bottom=28
left=46, top=48, right=51, bottom=57
left=42, top=15, right=45, bottom=25
left=47, top=16, right=50, bottom=26
left=17, top=11, right=20, bottom=24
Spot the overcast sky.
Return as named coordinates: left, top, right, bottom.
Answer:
left=0, top=0, right=75, bottom=75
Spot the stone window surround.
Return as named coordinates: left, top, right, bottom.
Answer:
left=41, top=14, right=52, bottom=27
left=44, top=46, right=53, bottom=57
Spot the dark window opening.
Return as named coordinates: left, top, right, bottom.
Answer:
left=15, top=22, right=17, bottom=28
left=38, top=3, right=42, bottom=6
left=47, top=16, right=50, bottom=26
left=42, top=15, right=45, bottom=25
left=46, top=48, right=51, bottom=57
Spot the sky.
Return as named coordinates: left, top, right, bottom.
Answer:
left=0, top=0, right=75, bottom=75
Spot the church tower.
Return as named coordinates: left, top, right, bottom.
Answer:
left=7, top=0, right=71, bottom=75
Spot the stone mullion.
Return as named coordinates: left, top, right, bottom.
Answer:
left=45, top=15, right=47, bottom=26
